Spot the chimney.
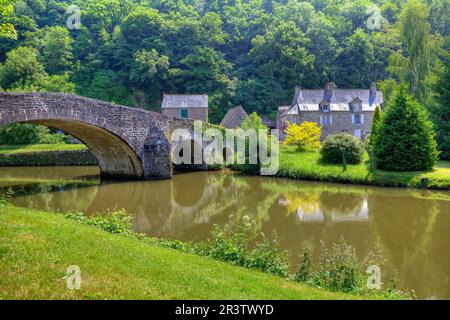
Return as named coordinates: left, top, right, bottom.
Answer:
left=370, top=82, right=377, bottom=97
left=292, top=86, right=302, bottom=105
left=325, top=82, right=335, bottom=99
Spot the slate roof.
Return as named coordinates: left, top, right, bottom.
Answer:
left=162, top=94, right=208, bottom=109
left=261, top=115, right=276, bottom=128
left=220, top=105, right=248, bottom=129
left=282, top=86, right=384, bottom=117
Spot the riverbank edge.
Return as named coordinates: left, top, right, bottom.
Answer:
left=274, top=168, right=450, bottom=191
left=0, top=149, right=98, bottom=167
left=273, top=148, right=450, bottom=191
left=0, top=204, right=384, bottom=300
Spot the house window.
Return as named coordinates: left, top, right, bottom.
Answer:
left=321, top=115, right=332, bottom=126
left=352, top=103, right=361, bottom=113
left=180, top=109, right=189, bottom=119
left=354, top=114, right=361, bottom=125
left=322, top=104, right=330, bottom=113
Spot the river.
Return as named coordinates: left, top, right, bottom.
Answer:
left=1, top=166, right=450, bottom=299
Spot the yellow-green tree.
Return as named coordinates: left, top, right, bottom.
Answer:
left=0, top=0, right=16, bottom=39
left=284, top=121, right=322, bottom=152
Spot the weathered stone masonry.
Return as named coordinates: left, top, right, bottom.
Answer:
left=0, top=92, right=196, bottom=180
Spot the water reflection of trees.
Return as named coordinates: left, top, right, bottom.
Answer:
left=370, top=194, right=450, bottom=299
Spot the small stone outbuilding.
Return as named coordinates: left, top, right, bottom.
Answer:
left=220, top=105, right=248, bottom=129
left=162, top=94, right=208, bottom=122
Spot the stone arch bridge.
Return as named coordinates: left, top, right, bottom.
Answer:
left=0, top=92, right=203, bottom=180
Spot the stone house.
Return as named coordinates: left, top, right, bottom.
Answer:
left=220, top=105, right=248, bottom=129
left=277, top=83, right=384, bottom=141
left=161, top=94, right=208, bottom=122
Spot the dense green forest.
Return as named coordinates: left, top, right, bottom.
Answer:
left=0, top=0, right=448, bottom=125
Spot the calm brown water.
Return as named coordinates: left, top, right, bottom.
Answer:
left=2, top=166, right=450, bottom=299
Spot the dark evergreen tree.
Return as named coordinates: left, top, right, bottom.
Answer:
left=369, top=105, right=383, bottom=149
left=433, top=54, right=450, bottom=160
left=374, top=86, right=439, bottom=171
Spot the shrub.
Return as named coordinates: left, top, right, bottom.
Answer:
left=374, top=86, right=439, bottom=171
left=0, top=123, right=67, bottom=145
left=284, top=121, right=322, bottom=152
left=65, top=209, right=133, bottom=236
left=320, top=133, right=365, bottom=164
left=204, top=216, right=289, bottom=277
left=313, top=240, right=362, bottom=293
left=0, top=188, right=13, bottom=206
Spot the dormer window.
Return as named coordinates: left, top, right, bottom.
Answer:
left=321, top=104, right=330, bottom=113
left=351, top=100, right=362, bottom=113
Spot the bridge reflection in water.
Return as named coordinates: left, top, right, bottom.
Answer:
left=3, top=166, right=450, bottom=299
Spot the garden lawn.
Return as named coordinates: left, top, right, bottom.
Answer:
left=0, top=144, right=87, bottom=154
left=279, top=146, right=450, bottom=190
left=0, top=205, right=368, bottom=300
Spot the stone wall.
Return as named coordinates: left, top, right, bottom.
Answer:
left=279, top=111, right=374, bottom=141
left=162, top=107, right=208, bottom=122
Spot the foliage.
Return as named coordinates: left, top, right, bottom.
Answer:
left=284, top=121, right=321, bottom=152
left=65, top=209, right=133, bottom=236
left=320, top=133, right=365, bottom=165
left=231, top=112, right=268, bottom=175
left=369, top=106, right=383, bottom=149
left=313, top=240, right=362, bottom=293
left=432, top=53, right=450, bottom=160
left=0, top=188, right=13, bottom=206
left=374, top=86, right=439, bottom=171
left=0, top=0, right=16, bottom=39
left=203, top=216, right=289, bottom=277
left=240, top=111, right=266, bottom=130
left=294, top=239, right=408, bottom=298
left=1, top=0, right=446, bottom=125
left=385, top=0, right=444, bottom=104
left=0, top=124, right=66, bottom=145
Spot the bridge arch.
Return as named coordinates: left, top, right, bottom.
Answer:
left=0, top=92, right=183, bottom=180
left=25, top=119, right=144, bottom=179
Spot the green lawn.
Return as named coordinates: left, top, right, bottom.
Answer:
left=279, top=146, right=450, bottom=190
left=0, top=205, right=367, bottom=300
left=0, top=144, right=87, bottom=155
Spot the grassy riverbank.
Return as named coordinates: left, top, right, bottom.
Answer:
left=0, top=205, right=370, bottom=300
left=0, top=144, right=97, bottom=167
left=0, top=144, right=87, bottom=154
left=278, top=146, right=450, bottom=190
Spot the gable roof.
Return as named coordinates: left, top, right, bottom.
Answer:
left=220, top=105, right=249, bottom=129
left=162, top=94, right=208, bottom=109
left=277, top=106, right=290, bottom=120
left=282, top=87, right=384, bottom=117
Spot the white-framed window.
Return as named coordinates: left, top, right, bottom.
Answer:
left=352, top=114, right=364, bottom=125
left=354, top=129, right=362, bottom=139
left=322, top=104, right=330, bottom=113
left=320, top=115, right=332, bottom=126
